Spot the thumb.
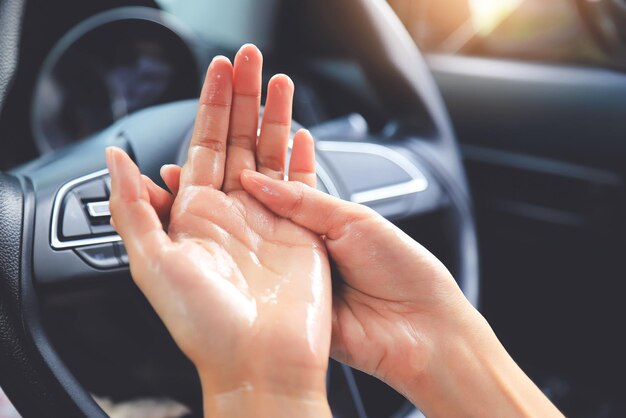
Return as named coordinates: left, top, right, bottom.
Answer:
left=240, top=169, right=374, bottom=240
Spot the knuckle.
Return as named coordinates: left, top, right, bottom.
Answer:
left=193, top=138, right=225, bottom=153
left=198, top=99, right=231, bottom=109
left=258, top=154, right=284, bottom=172
left=228, top=132, right=256, bottom=150
left=287, top=182, right=306, bottom=217
left=328, top=201, right=374, bottom=238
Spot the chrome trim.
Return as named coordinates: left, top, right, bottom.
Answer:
left=316, top=141, right=429, bottom=204
left=315, top=162, right=341, bottom=198
left=351, top=178, right=428, bottom=204
left=86, top=201, right=111, bottom=218
left=50, top=169, right=121, bottom=249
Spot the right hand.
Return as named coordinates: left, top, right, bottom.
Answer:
left=237, top=170, right=479, bottom=396
left=152, top=52, right=562, bottom=416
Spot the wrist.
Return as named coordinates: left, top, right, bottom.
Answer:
left=198, top=366, right=331, bottom=418
left=201, top=383, right=331, bottom=418
left=403, top=307, right=563, bottom=417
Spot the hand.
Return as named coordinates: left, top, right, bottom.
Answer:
left=107, top=44, right=331, bottom=417
left=238, top=171, right=564, bottom=417
left=237, top=170, right=470, bottom=388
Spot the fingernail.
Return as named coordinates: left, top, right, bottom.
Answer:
left=241, top=169, right=264, bottom=183
left=109, top=147, right=141, bottom=200
left=241, top=170, right=280, bottom=196
left=105, top=147, right=115, bottom=174
left=242, top=169, right=268, bottom=187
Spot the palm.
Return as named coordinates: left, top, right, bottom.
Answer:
left=160, top=187, right=330, bottom=371
left=322, top=214, right=468, bottom=389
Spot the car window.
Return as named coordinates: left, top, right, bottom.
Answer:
left=389, top=0, right=609, bottom=66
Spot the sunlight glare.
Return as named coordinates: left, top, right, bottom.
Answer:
left=468, top=0, right=524, bottom=35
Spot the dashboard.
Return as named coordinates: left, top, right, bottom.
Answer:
left=0, top=0, right=384, bottom=171
left=31, top=7, right=199, bottom=152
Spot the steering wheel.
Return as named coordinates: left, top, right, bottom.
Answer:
left=0, top=0, right=479, bottom=416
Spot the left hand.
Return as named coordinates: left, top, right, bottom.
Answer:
left=107, top=44, right=332, bottom=417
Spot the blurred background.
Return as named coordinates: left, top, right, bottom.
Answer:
left=390, top=0, right=607, bottom=64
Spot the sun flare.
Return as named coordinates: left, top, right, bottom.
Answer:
left=468, top=0, right=524, bottom=35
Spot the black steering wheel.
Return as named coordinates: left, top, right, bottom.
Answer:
left=0, top=0, right=479, bottom=416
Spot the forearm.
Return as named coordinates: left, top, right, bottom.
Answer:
left=406, top=309, right=563, bottom=418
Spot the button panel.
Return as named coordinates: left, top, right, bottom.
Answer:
left=116, top=242, right=129, bottom=266
left=51, top=169, right=122, bottom=249
left=75, top=243, right=119, bottom=269
left=61, top=192, right=92, bottom=239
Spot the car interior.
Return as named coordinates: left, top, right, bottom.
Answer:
left=0, top=0, right=625, bottom=417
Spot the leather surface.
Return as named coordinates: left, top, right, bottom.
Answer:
left=0, top=173, right=52, bottom=415
left=0, top=174, right=94, bottom=417
left=0, top=174, right=55, bottom=416
left=0, top=0, right=24, bottom=114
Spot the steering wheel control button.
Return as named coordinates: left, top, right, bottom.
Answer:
left=316, top=141, right=429, bottom=218
left=74, top=179, right=108, bottom=201
left=61, top=192, right=92, bottom=238
left=75, top=243, right=120, bottom=269
left=90, top=223, right=116, bottom=236
left=116, top=242, right=129, bottom=265
left=51, top=169, right=123, bottom=249
left=86, top=201, right=111, bottom=218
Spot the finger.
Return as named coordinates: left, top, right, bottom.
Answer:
left=223, top=44, right=263, bottom=192
left=256, top=74, right=294, bottom=179
left=240, top=169, right=373, bottom=240
left=160, top=164, right=181, bottom=195
left=180, top=56, right=233, bottom=189
left=106, top=147, right=171, bottom=265
left=288, top=129, right=316, bottom=187
left=141, top=174, right=175, bottom=226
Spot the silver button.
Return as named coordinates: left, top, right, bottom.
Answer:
left=86, top=201, right=111, bottom=218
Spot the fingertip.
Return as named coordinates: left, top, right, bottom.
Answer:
left=240, top=169, right=275, bottom=192
left=160, top=164, right=180, bottom=176
left=105, top=147, right=114, bottom=171
left=240, top=168, right=263, bottom=183
left=160, top=164, right=181, bottom=194
left=107, top=147, right=142, bottom=201
left=290, top=129, right=316, bottom=177
left=268, top=73, right=294, bottom=95
left=211, top=55, right=233, bottom=68
left=204, top=55, right=233, bottom=84
left=105, top=146, right=126, bottom=171
left=293, top=128, right=314, bottom=146
left=237, top=43, right=263, bottom=62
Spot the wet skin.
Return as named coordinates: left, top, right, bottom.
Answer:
left=108, top=43, right=564, bottom=418
left=107, top=44, right=332, bottom=416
